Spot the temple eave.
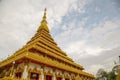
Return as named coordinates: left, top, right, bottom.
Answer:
left=25, top=52, right=94, bottom=78
left=0, top=52, right=94, bottom=78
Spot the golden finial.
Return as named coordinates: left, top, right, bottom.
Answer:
left=41, top=8, right=47, bottom=24
left=44, top=8, right=46, bottom=13
left=43, top=8, right=47, bottom=21
left=37, top=8, right=49, bottom=32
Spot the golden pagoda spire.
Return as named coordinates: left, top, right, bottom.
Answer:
left=42, top=8, right=47, bottom=24
left=37, top=8, right=49, bottom=32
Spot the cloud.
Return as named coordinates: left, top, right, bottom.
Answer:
left=0, top=0, right=120, bottom=76
left=95, top=7, right=101, bottom=12
left=0, top=0, right=90, bottom=59
left=55, top=16, right=120, bottom=75
left=90, top=19, right=120, bottom=49
left=69, top=0, right=91, bottom=13
left=85, top=47, right=120, bottom=75
left=87, top=64, right=104, bottom=75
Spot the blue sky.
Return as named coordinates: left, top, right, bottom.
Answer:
left=0, top=0, right=120, bottom=75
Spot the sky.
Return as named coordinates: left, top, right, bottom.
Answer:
left=0, top=0, right=120, bottom=75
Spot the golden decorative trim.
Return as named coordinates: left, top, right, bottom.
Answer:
left=28, top=68, right=41, bottom=74
left=56, top=72, right=62, bottom=78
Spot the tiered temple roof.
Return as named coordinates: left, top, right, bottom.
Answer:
left=0, top=8, right=94, bottom=79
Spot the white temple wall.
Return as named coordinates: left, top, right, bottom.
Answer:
left=14, top=62, right=94, bottom=80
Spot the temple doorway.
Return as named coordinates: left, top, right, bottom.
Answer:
left=57, top=77, right=62, bottom=80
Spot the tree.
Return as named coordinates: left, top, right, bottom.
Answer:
left=96, top=68, right=116, bottom=80
left=96, top=68, right=107, bottom=80
left=107, top=71, right=116, bottom=80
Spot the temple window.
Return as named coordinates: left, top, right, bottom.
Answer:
left=46, top=75, right=52, bottom=80
left=30, top=72, right=39, bottom=80
left=56, top=77, right=62, bottom=80
left=65, top=78, right=69, bottom=80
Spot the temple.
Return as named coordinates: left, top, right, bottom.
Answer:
left=0, top=9, right=94, bottom=80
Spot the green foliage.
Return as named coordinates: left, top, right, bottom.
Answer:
left=96, top=68, right=107, bottom=79
left=107, top=71, right=116, bottom=80
left=96, top=68, right=116, bottom=80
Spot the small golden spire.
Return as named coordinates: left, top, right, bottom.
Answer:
left=37, top=8, right=49, bottom=32
left=41, top=8, right=47, bottom=24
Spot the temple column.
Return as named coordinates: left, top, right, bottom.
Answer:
left=53, top=72, right=56, bottom=80
left=41, top=65, right=46, bottom=80
left=62, top=75, right=65, bottom=80
left=9, top=61, right=15, bottom=78
left=52, top=68, right=56, bottom=80
left=22, top=65, right=28, bottom=79
left=41, top=68, right=44, bottom=80
left=38, top=73, right=41, bottom=80
left=22, top=60, right=29, bottom=80
left=62, top=77, right=65, bottom=80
